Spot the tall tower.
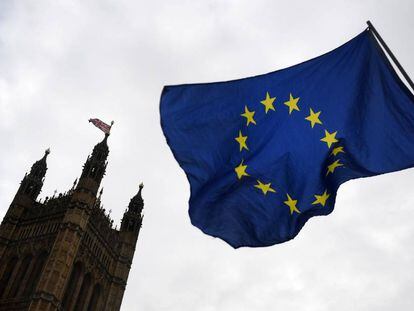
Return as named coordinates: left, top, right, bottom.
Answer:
left=0, top=149, right=50, bottom=295
left=0, top=135, right=144, bottom=311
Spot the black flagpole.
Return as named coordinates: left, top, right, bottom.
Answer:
left=366, top=20, right=414, bottom=91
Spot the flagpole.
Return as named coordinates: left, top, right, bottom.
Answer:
left=109, top=121, right=114, bottom=135
left=367, top=20, right=414, bottom=91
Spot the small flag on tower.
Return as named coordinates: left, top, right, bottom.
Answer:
left=160, top=24, right=414, bottom=248
left=88, top=118, right=113, bottom=134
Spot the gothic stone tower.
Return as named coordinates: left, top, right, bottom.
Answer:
left=0, top=135, right=144, bottom=310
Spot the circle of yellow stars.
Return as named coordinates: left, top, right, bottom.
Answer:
left=235, top=91, right=345, bottom=215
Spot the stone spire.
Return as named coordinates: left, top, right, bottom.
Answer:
left=18, top=148, right=50, bottom=200
left=121, top=183, right=144, bottom=232
left=77, top=135, right=109, bottom=195
left=128, top=183, right=144, bottom=214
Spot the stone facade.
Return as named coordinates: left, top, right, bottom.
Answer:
left=0, top=135, right=143, bottom=310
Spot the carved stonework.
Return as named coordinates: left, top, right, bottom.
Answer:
left=0, top=136, right=144, bottom=311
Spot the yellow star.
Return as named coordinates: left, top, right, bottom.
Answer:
left=284, top=93, right=300, bottom=114
left=235, top=159, right=249, bottom=179
left=320, top=130, right=338, bottom=148
left=241, top=106, right=256, bottom=126
left=235, top=131, right=248, bottom=152
left=305, top=108, right=322, bottom=128
left=331, top=146, right=345, bottom=156
left=254, top=180, right=276, bottom=195
left=283, top=193, right=301, bottom=215
left=260, top=92, right=276, bottom=113
left=312, top=190, right=330, bottom=207
left=326, top=159, right=343, bottom=175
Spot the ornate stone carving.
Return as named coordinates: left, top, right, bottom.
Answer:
left=0, top=135, right=144, bottom=311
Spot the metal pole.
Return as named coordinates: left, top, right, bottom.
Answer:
left=366, top=20, right=414, bottom=91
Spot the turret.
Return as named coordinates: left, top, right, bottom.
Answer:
left=121, top=183, right=144, bottom=233
left=106, top=184, right=144, bottom=310
left=76, top=134, right=109, bottom=196
left=17, top=148, right=50, bottom=201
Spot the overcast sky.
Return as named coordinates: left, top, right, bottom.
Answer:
left=1, top=1, right=414, bottom=310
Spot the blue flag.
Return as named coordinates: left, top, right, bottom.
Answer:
left=160, top=29, right=414, bottom=248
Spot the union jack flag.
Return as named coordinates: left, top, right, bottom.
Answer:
left=88, top=118, right=112, bottom=134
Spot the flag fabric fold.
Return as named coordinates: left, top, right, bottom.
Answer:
left=89, top=118, right=111, bottom=134
left=160, top=29, right=414, bottom=248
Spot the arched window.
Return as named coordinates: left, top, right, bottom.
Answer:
left=87, top=283, right=101, bottom=311
left=23, top=251, right=48, bottom=297
left=74, top=273, right=92, bottom=310
left=8, top=254, right=32, bottom=297
left=82, top=163, right=91, bottom=178
left=90, top=167, right=96, bottom=178
left=25, top=185, right=33, bottom=194
left=96, top=169, right=103, bottom=180
left=62, top=262, right=83, bottom=310
left=0, top=256, right=18, bottom=298
left=129, top=220, right=135, bottom=231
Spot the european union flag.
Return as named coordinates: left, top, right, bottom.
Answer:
left=160, top=29, right=414, bottom=248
